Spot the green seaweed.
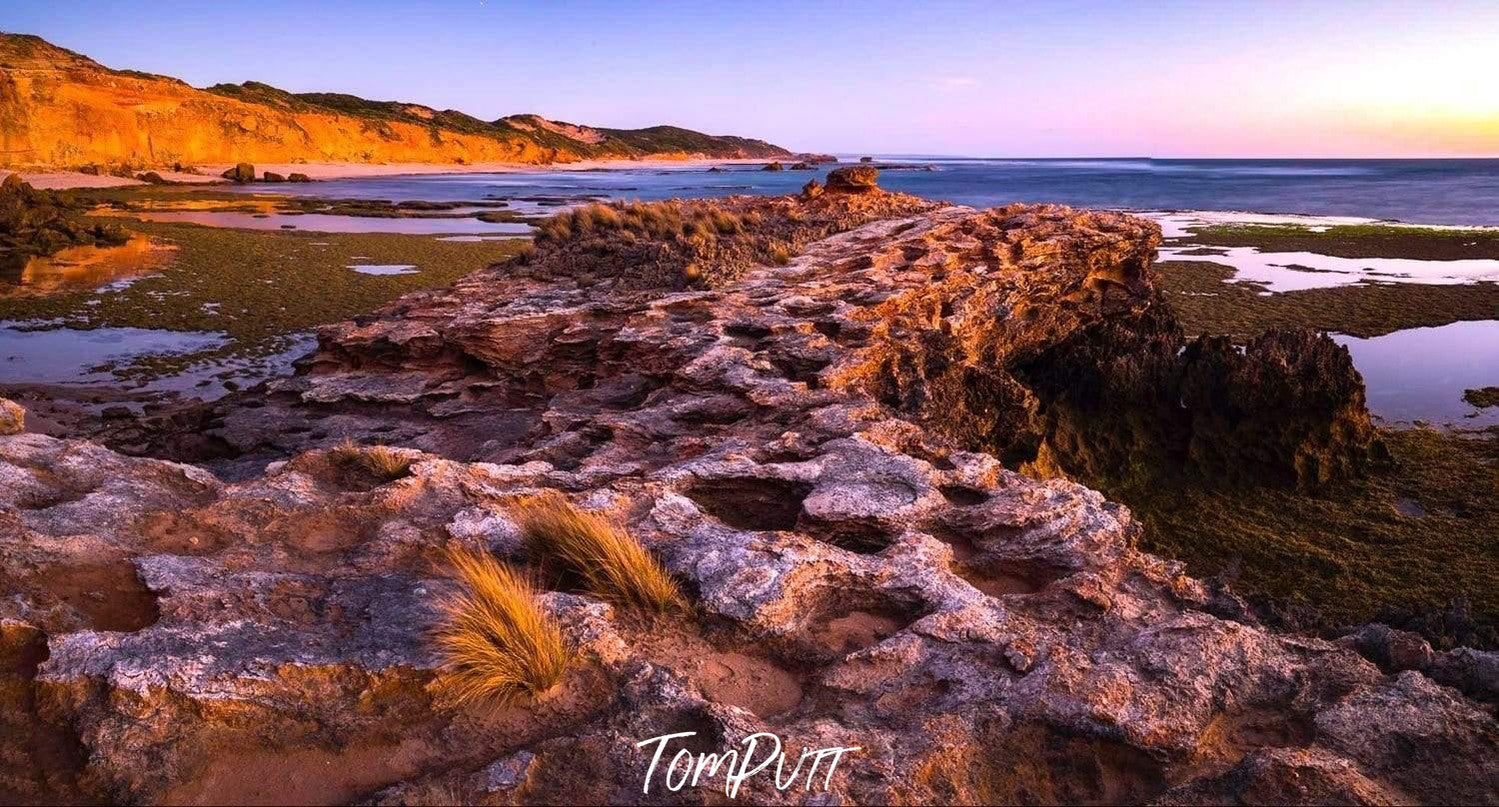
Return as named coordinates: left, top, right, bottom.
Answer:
left=1118, top=428, right=1499, bottom=648
left=1177, top=223, right=1499, bottom=260
left=0, top=216, right=527, bottom=379
left=1158, top=260, right=1499, bottom=339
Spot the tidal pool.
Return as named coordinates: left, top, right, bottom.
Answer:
left=0, top=236, right=175, bottom=298
left=111, top=210, right=533, bottom=236
left=0, top=324, right=228, bottom=384
left=349, top=264, right=419, bottom=275
left=1334, top=320, right=1499, bottom=428
left=1157, top=245, right=1499, bottom=293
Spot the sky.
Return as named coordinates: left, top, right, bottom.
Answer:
left=6, top=0, right=1498, bottom=157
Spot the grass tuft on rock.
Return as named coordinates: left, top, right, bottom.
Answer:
left=535, top=201, right=742, bottom=244
left=329, top=439, right=414, bottom=481
left=516, top=491, right=684, bottom=614
left=433, top=546, right=571, bottom=705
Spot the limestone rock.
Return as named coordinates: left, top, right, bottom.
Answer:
left=220, top=162, right=256, bottom=182
left=3, top=199, right=1493, bottom=804
left=826, top=164, right=880, bottom=192
left=0, top=398, right=22, bottom=435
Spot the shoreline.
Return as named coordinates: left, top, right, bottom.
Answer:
left=3, top=157, right=782, bottom=191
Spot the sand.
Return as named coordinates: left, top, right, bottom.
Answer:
left=4, top=157, right=776, bottom=190
left=3, top=170, right=221, bottom=190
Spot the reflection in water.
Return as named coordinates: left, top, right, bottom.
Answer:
left=0, top=323, right=316, bottom=400
left=0, top=236, right=174, bottom=298
left=0, top=324, right=227, bottom=384
left=1334, top=320, right=1499, bottom=428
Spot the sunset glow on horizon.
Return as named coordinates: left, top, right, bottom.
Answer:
left=6, top=0, right=1498, bottom=157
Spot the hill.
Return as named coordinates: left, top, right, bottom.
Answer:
left=0, top=33, right=790, bottom=170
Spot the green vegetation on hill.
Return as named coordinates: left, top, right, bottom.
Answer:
left=202, top=81, right=789, bottom=161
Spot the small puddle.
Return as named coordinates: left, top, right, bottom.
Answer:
left=348, top=264, right=418, bottom=276
left=0, top=236, right=174, bottom=298
left=1334, top=320, right=1499, bottom=427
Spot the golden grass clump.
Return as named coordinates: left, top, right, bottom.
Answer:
left=516, top=492, right=684, bottom=614
left=329, top=438, right=413, bottom=480
left=768, top=241, right=792, bottom=266
left=534, top=201, right=742, bottom=245
left=433, top=546, right=571, bottom=705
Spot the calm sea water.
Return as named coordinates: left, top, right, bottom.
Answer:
left=232, top=158, right=1499, bottom=226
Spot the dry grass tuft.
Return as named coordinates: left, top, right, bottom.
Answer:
left=768, top=241, right=792, bottom=266
left=433, top=546, right=571, bottom=705
left=516, top=492, right=684, bottom=614
left=329, top=439, right=413, bottom=481
left=534, top=201, right=743, bottom=245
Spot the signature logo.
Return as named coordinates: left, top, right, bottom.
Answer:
left=637, top=731, right=861, bottom=799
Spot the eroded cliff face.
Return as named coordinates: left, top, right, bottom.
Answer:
left=0, top=34, right=789, bottom=170
left=1, top=190, right=1495, bottom=804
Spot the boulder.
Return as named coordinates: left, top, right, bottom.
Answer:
left=287, top=172, right=312, bottom=183
left=859, top=155, right=874, bottom=162
left=220, top=162, right=255, bottom=183
left=261, top=171, right=286, bottom=183
left=0, top=175, right=130, bottom=271
left=1341, top=623, right=1436, bottom=673
left=0, top=398, right=22, bottom=435
left=1464, top=386, right=1499, bottom=408
left=135, top=171, right=168, bottom=184
left=761, top=161, right=784, bottom=171
left=825, top=165, right=880, bottom=193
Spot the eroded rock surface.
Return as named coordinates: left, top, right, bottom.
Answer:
left=2, top=193, right=1494, bottom=804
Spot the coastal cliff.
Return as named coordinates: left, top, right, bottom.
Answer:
left=0, top=33, right=790, bottom=170
left=2, top=179, right=1495, bottom=804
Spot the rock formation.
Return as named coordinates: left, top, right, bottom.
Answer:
left=0, top=175, right=129, bottom=273
left=826, top=165, right=881, bottom=193
left=219, top=162, right=256, bottom=183
left=0, top=398, right=23, bottom=435
left=2, top=183, right=1494, bottom=804
left=0, top=34, right=790, bottom=171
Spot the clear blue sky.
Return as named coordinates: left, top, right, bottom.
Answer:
left=7, top=0, right=1498, bottom=156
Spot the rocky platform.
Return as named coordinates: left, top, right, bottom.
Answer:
left=2, top=190, right=1496, bottom=804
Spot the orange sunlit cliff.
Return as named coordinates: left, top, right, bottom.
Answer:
left=0, top=33, right=789, bottom=170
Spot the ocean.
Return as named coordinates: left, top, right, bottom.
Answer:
left=230, top=158, right=1499, bottom=226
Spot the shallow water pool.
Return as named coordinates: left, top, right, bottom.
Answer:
left=1334, top=320, right=1499, bottom=428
